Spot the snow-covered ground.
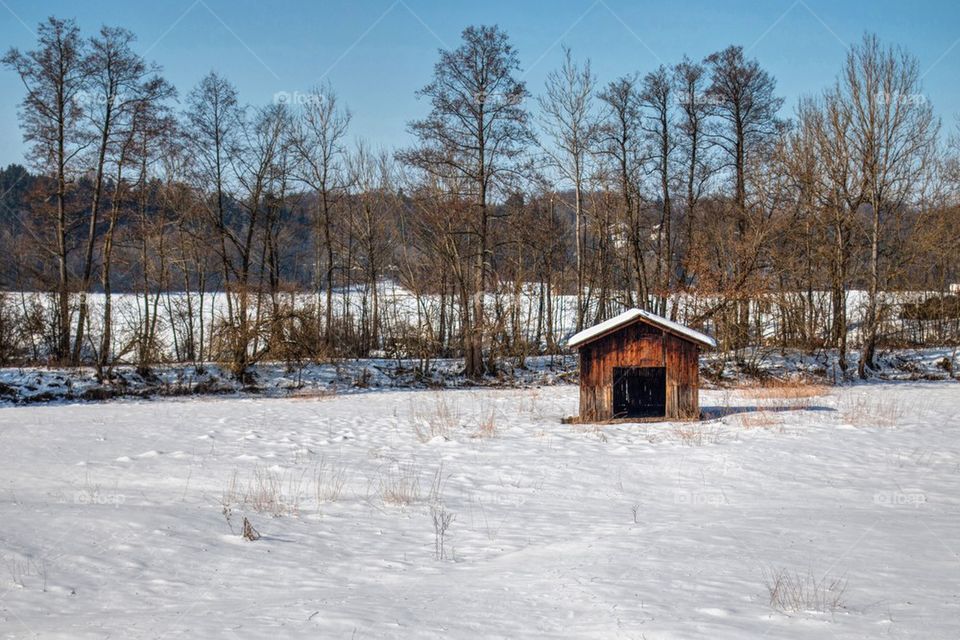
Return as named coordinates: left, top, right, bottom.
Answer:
left=1, top=381, right=959, bottom=638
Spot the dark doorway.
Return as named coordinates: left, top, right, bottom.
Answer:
left=613, top=367, right=666, bottom=418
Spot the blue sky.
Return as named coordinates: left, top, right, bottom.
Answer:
left=1, top=0, right=959, bottom=167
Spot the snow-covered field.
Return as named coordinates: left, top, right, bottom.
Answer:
left=1, top=382, right=959, bottom=638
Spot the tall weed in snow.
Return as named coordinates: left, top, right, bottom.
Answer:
left=471, top=407, right=498, bottom=438
left=430, top=504, right=455, bottom=560
left=763, top=567, right=847, bottom=614
left=5, top=556, right=47, bottom=591
left=574, top=422, right=608, bottom=442
left=314, top=456, right=348, bottom=503
left=735, top=410, right=782, bottom=430
left=672, top=422, right=723, bottom=445
left=222, top=466, right=309, bottom=517
left=413, top=393, right=460, bottom=442
left=378, top=462, right=422, bottom=506
left=838, top=391, right=905, bottom=427
left=426, top=462, right=447, bottom=504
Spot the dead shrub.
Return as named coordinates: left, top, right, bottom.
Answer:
left=270, top=304, right=330, bottom=366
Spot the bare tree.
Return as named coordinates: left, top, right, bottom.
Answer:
left=639, top=66, right=676, bottom=317
left=800, top=95, right=860, bottom=371
left=538, top=46, right=597, bottom=330
left=291, top=83, right=351, bottom=349
left=93, top=49, right=175, bottom=377
left=347, top=141, right=397, bottom=355
left=226, top=103, right=291, bottom=378
left=72, top=26, right=166, bottom=364
left=399, top=25, right=532, bottom=377
left=3, top=17, right=88, bottom=362
left=672, top=57, right=713, bottom=291
left=597, top=75, right=646, bottom=308
left=184, top=72, right=242, bottom=346
left=833, top=35, right=939, bottom=377
left=705, top=45, right=784, bottom=348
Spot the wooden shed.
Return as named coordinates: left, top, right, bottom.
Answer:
left=568, top=309, right=716, bottom=421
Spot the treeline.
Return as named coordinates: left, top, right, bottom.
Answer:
left=1, top=18, right=958, bottom=379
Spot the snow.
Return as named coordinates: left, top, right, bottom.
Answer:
left=2, top=381, right=959, bottom=638
left=567, top=308, right=718, bottom=349
left=0, top=355, right=580, bottom=404
left=0, top=347, right=953, bottom=408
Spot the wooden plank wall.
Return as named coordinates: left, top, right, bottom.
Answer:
left=579, top=321, right=701, bottom=421
left=579, top=322, right=663, bottom=421
left=664, top=333, right=700, bottom=419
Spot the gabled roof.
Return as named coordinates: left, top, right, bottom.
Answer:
left=566, top=308, right=717, bottom=349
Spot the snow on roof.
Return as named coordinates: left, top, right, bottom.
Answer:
left=566, top=308, right=717, bottom=349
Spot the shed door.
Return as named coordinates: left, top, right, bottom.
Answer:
left=613, top=367, right=666, bottom=418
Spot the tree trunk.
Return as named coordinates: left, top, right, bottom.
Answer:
left=859, top=201, right=881, bottom=378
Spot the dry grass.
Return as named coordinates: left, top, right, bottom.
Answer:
left=739, top=378, right=830, bottom=411
left=223, top=466, right=309, bottom=517
left=287, top=387, right=337, bottom=401
left=672, top=422, right=723, bottom=446
left=763, top=567, right=848, bottom=614
left=736, top=410, right=783, bottom=430
left=472, top=408, right=499, bottom=438
left=575, top=422, right=609, bottom=443
left=413, top=393, right=460, bottom=442
left=428, top=462, right=449, bottom=504
left=520, top=388, right=548, bottom=418
left=378, top=463, right=422, bottom=506
left=838, top=391, right=905, bottom=428
left=315, top=456, right=348, bottom=503
left=431, top=504, right=455, bottom=560
left=6, top=556, right=47, bottom=591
